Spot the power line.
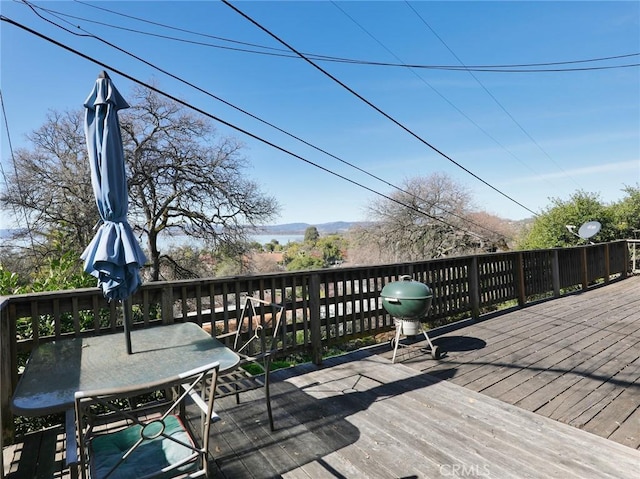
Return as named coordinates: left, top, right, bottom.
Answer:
left=222, top=0, right=539, bottom=218
left=24, top=1, right=638, bottom=72
left=331, top=1, right=568, bottom=198
left=71, top=0, right=287, bottom=54
left=403, top=1, right=583, bottom=190
left=0, top=15, right=502, bottom=244
left=23, top=2, right=512, bottom=241
left=0, top=89, right=38, bottom=250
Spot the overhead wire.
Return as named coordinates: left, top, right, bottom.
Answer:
left=70, top=0, right=293, bottom=54
left=0, top=89, right=38, bottom=251
left=331, top=1, right=567, bottom=199
left=0, top=15, right=500, bottom=244
left=404, top=1, right=583, bottom=190
left=221, top=0, right=540, bottom=218
left=20, top=1, right=512, bottom=241
left=24, top=1, right=636, bottom=72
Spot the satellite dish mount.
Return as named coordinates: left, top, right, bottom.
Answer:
left=566, top=221, right=601, bottom=244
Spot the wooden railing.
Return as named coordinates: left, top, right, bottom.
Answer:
left=629, top=239, right=640, bottom=273
left=0, top=240, right=632, bottom=447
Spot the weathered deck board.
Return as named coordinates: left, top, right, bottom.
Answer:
left=208, top=348, right=639, bottom=478
left=390, top=276, right=640, bottom=450
left=2, top=426, right=67, bottom=479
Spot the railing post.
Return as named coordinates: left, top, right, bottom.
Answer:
left=309, top=273, right=322, bottom=365
left=603, top=243, right=610, bottom=283
left=162, top=285, right=174, bottom=324
left=469, top=257, right=480, bottom=319
left=551, top=250, right=560, bottom=297
left=515, top=252, right=526, bottom=306
left=1, top=299, right=16, bottom=452
left=581, top=247, right=589, bottom=291
left=1, top=303, right=6, bottom=479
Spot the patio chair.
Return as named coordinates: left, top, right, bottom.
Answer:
left=215, top=297, right=284, bottom=431
left=74, top=361, right=220, bottom=479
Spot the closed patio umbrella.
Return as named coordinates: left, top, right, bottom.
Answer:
left=81, top=71, right=147, bottom=354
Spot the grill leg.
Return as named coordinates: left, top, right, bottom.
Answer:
left=420, top=325, right=436, bottom=351
left=419, top=324, right=443, bottom=359
left=391, top=322, right=403, bottom=363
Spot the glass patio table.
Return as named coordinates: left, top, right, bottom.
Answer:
left=11, top=322, right=240, bottom=416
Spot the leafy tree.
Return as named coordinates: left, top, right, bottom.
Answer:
left=518, top=190, right=615, bottom=249
left=158, top=245, right=214, bottom=279
left=282, top=234, right=346, bottom=270
left=0, top=229, right=95, bottom=294
left=1, top=86, right=280, bottom=282
left=317, top=234, right=346, bottom=265
left=283, top=242, right=322, bottom=271
left=0, top=264, right=24, bottom=296
left=285, top=252, right=325, bottom=271
left=30, top=251, right=96, bottom=292
left=1, top=236, right=99, bottom=340
left=610, top=184, right=640, bottom=239
left=264, top=239, right=281, bottom=253
left=247, top=240, right=263, bottom=252
left=210, top=241, right=251, bottom=276
left=304, top=226, right=320, bottom=244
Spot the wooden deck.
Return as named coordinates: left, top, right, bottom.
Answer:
left=4, top=276, right=639, bottom=478
left=384, top=275, right=640, bottom=450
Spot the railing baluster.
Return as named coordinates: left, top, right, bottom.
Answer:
left=72, top=296, right=80, bottom=335
left=309, top=273, right=322, bottom=365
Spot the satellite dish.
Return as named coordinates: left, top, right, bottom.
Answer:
left=577, top=221, right=601, bottom=240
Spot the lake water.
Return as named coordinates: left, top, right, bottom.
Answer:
left=158, top=233, right=304, bottom=249
left=0, top=228, right=304, bottom=250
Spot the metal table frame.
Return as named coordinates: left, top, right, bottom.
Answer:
left=12, top=322, right=239, bottom=416
left=11, top=322, right=240, bottom=474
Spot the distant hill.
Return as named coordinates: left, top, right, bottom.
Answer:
left=256, top=222, right=369, bottom=235
left=0, top=228, right=28, bottom=240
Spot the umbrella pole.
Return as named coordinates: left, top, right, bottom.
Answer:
left=122, top=299, right=133, bottom=354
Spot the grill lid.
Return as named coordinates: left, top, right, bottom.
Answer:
left=380, top=275, right=433, bottom=319
left=380, top=275, right=432, bottom=300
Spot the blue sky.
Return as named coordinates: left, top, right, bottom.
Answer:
left=1, top=1, right=639, bottom=230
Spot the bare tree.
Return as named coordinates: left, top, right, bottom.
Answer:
left=465, top=211, right=514, bottom=251
left=121, top=87, right=279, bottom=280
left=1, top=110, right=98, bottom=260
left=1, top=86, right=280, bottom=281
left=353, top=173, right=477, bottom=263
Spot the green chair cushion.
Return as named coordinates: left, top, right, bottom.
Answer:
left=90, top=414, right=198, bottom=479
